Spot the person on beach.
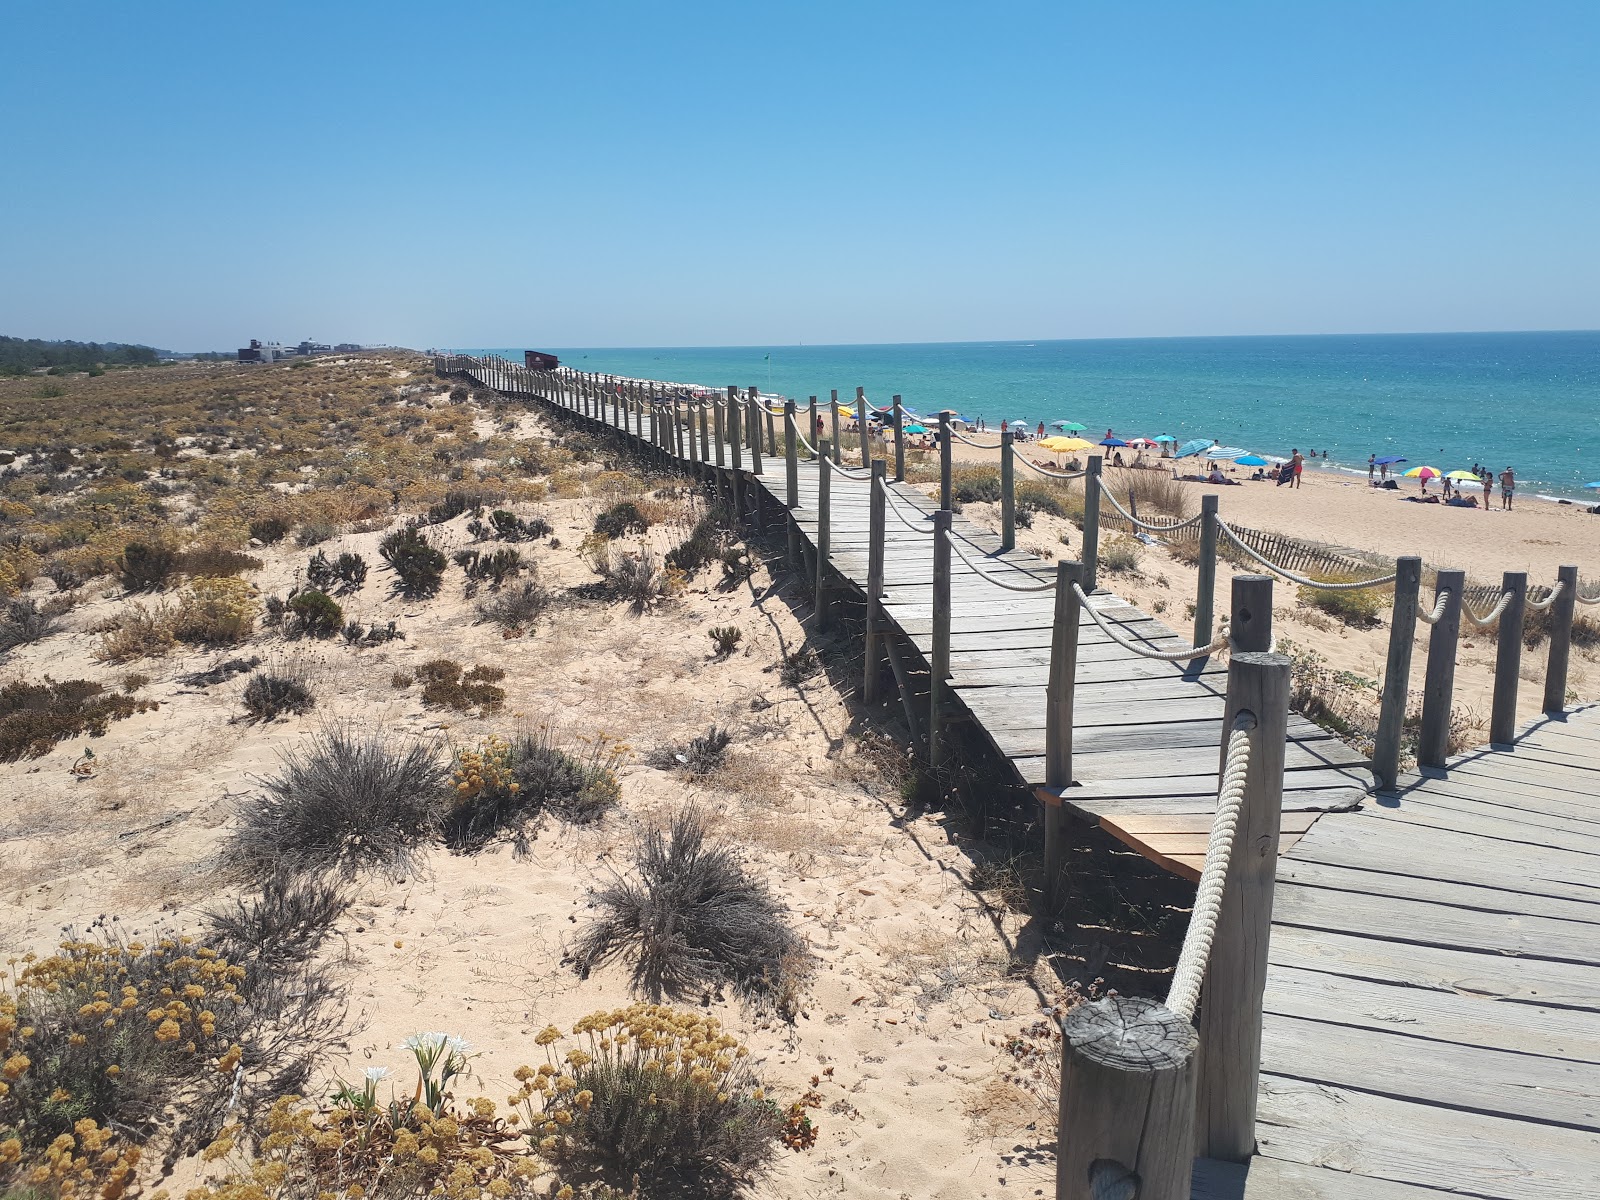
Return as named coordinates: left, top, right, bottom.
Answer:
left=1291, top=449, right=1304, bottom=488
left=1482, top=470, right=1493, bottom=511
left=1500, top=466, right=1515, bottom=510
left=1442, top=476, right=1453, bottom=500
left=1037, top=421, right=1046, bottom=439
left=1368, top=454, right=1376, bottom=482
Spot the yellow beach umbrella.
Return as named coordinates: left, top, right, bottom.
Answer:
left=1039, top=436, right=1094, bottom=453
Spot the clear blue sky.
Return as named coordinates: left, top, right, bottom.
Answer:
left=3, top=1, right=1596, bottom=350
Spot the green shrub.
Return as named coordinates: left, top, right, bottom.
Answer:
left=417, top=659, right=506, bottom=713
left=379, top=527, right=446, bottom=597
left=1100, top=535, right=1143, bottom=574
left=951, top=465, right=1003, bottom=504
left=306, top=549, right=368, bottom=595
left=242, top=669, right=316, bottom=721
left=288, top=589, right=344, bottom=638
left=666, top=513, right=721, bottom=575
left=116, top=540, right=178, bottom=591
left=593, top=500, right=650, bottom=539
left=0, top=677, right=154, bottom=762
left=248, top=515, right=291, bottom=544
left=1298, top=577, right=1386, bottom=627
left=178, top=546, right=262, bottom=577
left=708, top=625, right=742, bottom=657
left=454, top=547, right=523, bottom=590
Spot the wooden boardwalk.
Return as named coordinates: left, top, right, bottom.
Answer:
left=462, top=365, right=1600, bottom=1199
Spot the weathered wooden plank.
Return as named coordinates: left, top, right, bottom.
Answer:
left=1191, top=1156, right=1441, bottom=1200
left=1256, top=1074, right=1600, bottom=1199
left=1263, top=963, right=1600, bottom=1064
left=1361, top=793, right=1600, bottom=856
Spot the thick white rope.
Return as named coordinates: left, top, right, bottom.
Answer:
left=1417, top=589, right=1452, bottom=625
left=1462, top=589, right=1516, bottom=628
left=875, top=476, right=937, bottom=536
left=1100, top=488, right=1206, bottom=532
left=945, top=533, right=1059, bottom=592
left=1523, top=580, right=1565, bottom=612
left=1576, top=589, right=1600, bottom=606
left=1072, top=583, right=1232, bottom=660
left=1217, top=521, right=1397, bottom=590
left=1012, top=454, right=1088, bottom=481
left=950, top=429, right=1005, bottom=450
left=1165, top=715, right=1257, bottom=1023
left=823, top=455, right=874, bottom=480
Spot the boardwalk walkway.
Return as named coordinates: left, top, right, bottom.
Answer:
left=461, top=364, right=1600, bottom=1199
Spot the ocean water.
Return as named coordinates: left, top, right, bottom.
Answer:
left=461, top=331, right=1600, bottom=500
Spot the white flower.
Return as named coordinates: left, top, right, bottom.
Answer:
left=446, top=1036, right=474, bottom=1056
left=364, top=1067, right=392, bottom=1084
left=401, top=1032, right=449, bottom=1053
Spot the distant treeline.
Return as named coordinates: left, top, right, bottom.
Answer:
left=0, top=335, right=163, bottom=375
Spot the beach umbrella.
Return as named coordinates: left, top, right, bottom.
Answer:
left=1127, top=437, right=1158, bottom=448
left=1099, top=436, right=1129, bottom=448
left=1051, top=420, right=1087, bottom=431
left=1009, top=419, right=1030, bottom=430
left=1153, top=434, right=1177, bottom=444
left=1588, top=483, right=1600, bottom=489
left=1206, top=446, right=1249, bottom=460
left=1445, top=470, right=1480, bottom=481
left=1174, top=438, right=1211, bottom=459
left=1039, top=436, right=1094, bottom=453
left=903, top=423, right=927, bottom=434
left=1373, top=455, right=1407, bottom=466
left=1235, top=454, right=1270, bottom=467
left=1403, top=466, right=1440, bottom=480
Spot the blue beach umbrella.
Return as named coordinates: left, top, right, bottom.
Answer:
left=1373, top=455, right=1407, bottom=466
left=1152, top=434, right=1177, bottom=444
left=1587, top=483, right=1600, bottom=489
left=903, top=423, right=927, bottom=434
left=1235, top=454, right=1270, bottom=467
left=1099, top=436, right=1129, bottom=448
left=1174, top=438, right=1211, bottom=459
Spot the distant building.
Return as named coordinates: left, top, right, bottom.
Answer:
left=335, top=343, right=363, bottom=353
left=237, top=338, right=297, bottom=362
left=524, top=350, right=560, bottom=370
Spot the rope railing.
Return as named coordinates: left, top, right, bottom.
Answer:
left=1072, top=582, right=1232, bottom=660
left=822, top=455, right=873, bottom=480
left=1462, top=589, right=1516, bottom=628
left=945, top=532, right=1059, bottom=592
left=1417, top=589, right=1452, bottom=625
left=1100, top=488, right=1207, bottom=533
left=1575, top=589, right=1600, bottom=606
left=950, top=429, right=1005, bottom=449
left=1217, top=520, right=1397, bottom=590
left=1012, top=454, right=1089, bottom=480
left=1165, top=713, right=1257, bottom=1022
left=1523, top=582, right=1561, bottom=614
left=875, top=476, right=937, bottom=535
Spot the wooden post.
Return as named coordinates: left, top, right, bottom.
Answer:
left=1418, top=569, right=1465, bottom=770
left=1229, top=573, right=1273, bottom=653
left=829, top=390, right=842, bottom=464
left=1544, top=564, right=1580, bottom=713
left=727, top=387, right=742, bottom=473
left=938, top=413, right=953, bottom=511
left=856, top=386, right=872, bottom=468
left=1372, top=556, right=1423, bottom=789
left=1043, top=560, right=1082, bottom=912
left=1081, top=456, right=1103, bottom=593
left=807, top=397, right=819, bottom=460
left=815, top=441, right=832, bottom=631
left=747, top=388, right=763, bottom=476
left=713, top=400, right=726, bottom=468
left=929, top=510, right=952, bottom=767
left=1057, top=996, right=1197, bottom=1200
left=864, top=460, right=887, bottom=705
left=1000, top=430, right=1016, bottom=552
left=1490, top=570, right=1528, bottom=747
left=892, top=395, right=906, bottom=481
left=764, top=396, right=777, bottom=457
left=1196, top=637, right=1291, bottom=1162
left=1193, top=494, right=1220, bottom=650
left=784, top=401, right=799, bottom=509
left=698, top=399, right=710, bottom=467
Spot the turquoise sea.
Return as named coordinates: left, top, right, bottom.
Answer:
left=460, top=331, right=1600, bottom=500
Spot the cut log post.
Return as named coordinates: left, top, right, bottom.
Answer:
left=829, top=390, right=842, bottom=464
left=892, top=394, right=905, bottom=481
left=1193, top=494, right=1220, bottom=650
left=856, top=386, right=872, bottom=468
left=1082, top=456, right=1103, bottom=593
left=1372, top=556, right=1423, bottom=788
left=929, top=509, right=952, bottom=767
left=1196, top=633, right=1291, bottom=1162
left=1229, top=573, right=1273, bottom=652
left=1000, top=430, right=1016, bottom=552
left=938, top=412, right=953, bottom=511
left=814, top=440, right=832, bottom=631
left=1043, top=560, right=1082, bottom=912
left=1544, top=564, right=1580, bottom=713
left=1418, top=569, right=1465, bottom=770
left=1490, top=570, right=1527, bottom=746
left=1057, top=996, right=1197, bottom=1200
left=864, top=460, right=887, bottom=705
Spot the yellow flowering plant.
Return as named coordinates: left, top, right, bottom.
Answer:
left=508, top=1005, right=789, bottom=1192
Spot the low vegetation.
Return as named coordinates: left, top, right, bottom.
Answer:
left=1297, top=576, right=1387, bottom=627
left=444, top=728, right=624, bottom=851
left=415, top=658, right=507, bottom=713
left=241, top=668, right=316, bottom=722
left=0, top=677, right=155, bottom=761
left=379, top=526, right=447, bottom=597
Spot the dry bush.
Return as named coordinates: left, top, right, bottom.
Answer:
left=1105, top=467, right=1193, bottom=520
left=600, top=546, right=680, bottom=612
left=205, top=865, right=349, bottom=966
left=477, top=575, right=552, bottom=634
left=169, top=576, right=259, bottom=646
left=116, top=540, right=177, bottom=592
left=0, top=597, right=59, bottom=653
left=1297, top=576, right=1387, bottom=628
left=0, top=677, right=155, bottom=761
left=417, top=659, right=506, bottom=714
left=177, top=545, right=262, bottom=577
left=227, top=728, right=448, bottom=879
left=241, top=668, right=316, bottom=722
left=573, top=808, right=807, bottom=1013
left=1099, top=534, right=1143, bottom=574
left=648, top=726, right=731, bottom=775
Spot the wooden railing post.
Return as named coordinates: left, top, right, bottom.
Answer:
left=1544, top=564, right=1580, bottom=713
left=1081, top=456, right=1103, bottom=593
left=938, top=412, right=953, bottom=511
left=1193, top=493, right=1220, bottom=649
left=713, top=400, right=726, bottom=469
left=1043, top=560, right=1082, bottom=912
left=814, top=441, right=832, bottom=631
left=1373, top=556, right=1423, bottom=788
left=1058, top=997, right=1196, bottom=1200
left=746, top=387, right=763, bottom=476
left=783, top=402, right=799, bottom=510
left=856, top=386, right=872, bottom=468
left=1490, top=570, right=1528, bottom=746
left=929, top=509, right=952, bottom=768
left=892, top=395, right=905, bottom=481
left=864, top=460, right=887, bottom=705
left=1229, top=573, right=1273, bottom=652
left=1418, top=568, right=1465, bottom=770
left=1196, top=627, right=1291, bottom=1162
left=1000, top=430, right=1015, bottom=552
left=727, top=386, right=744, bottom=522
left=829, top=390, right=842, bottom=464
left=807, top=396, right=819, bottom=460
